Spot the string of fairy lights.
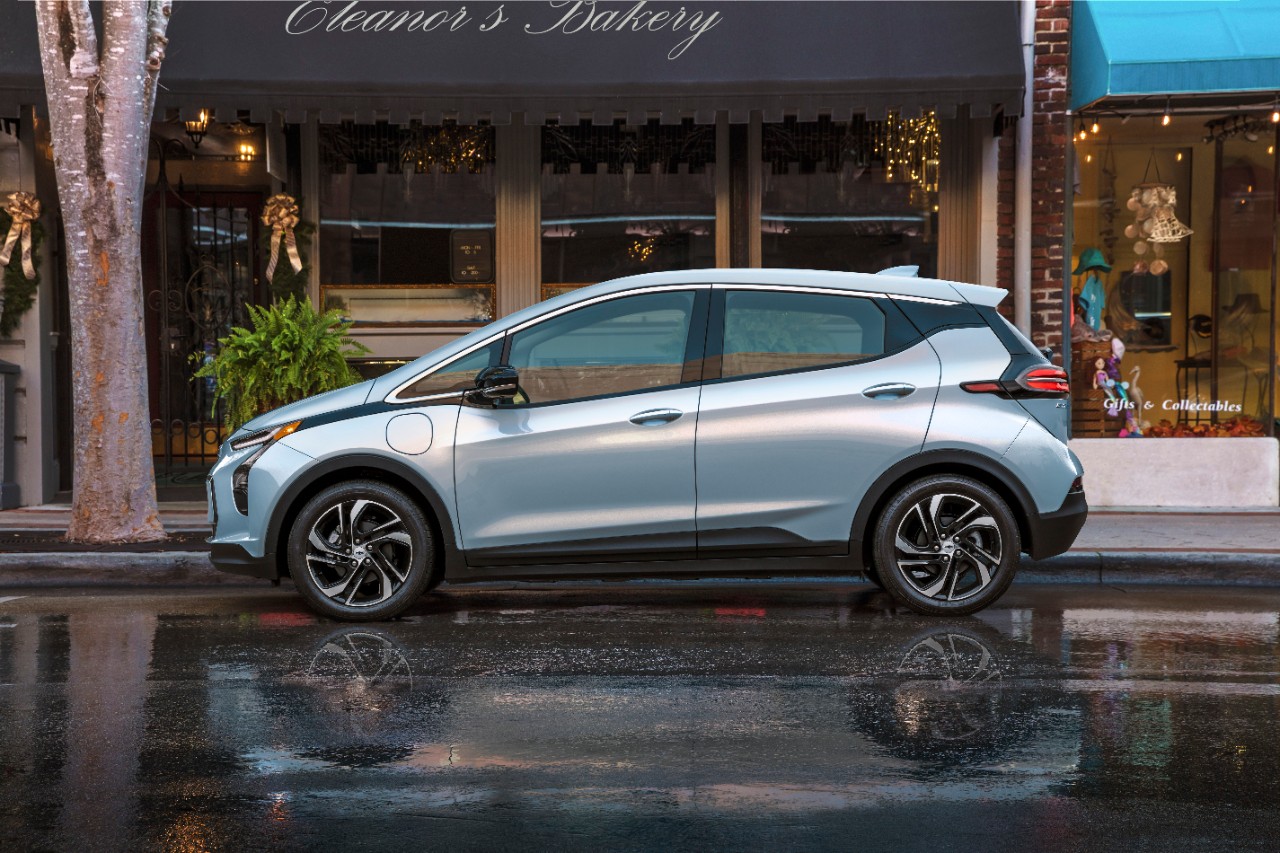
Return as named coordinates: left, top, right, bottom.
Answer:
left=1073, top=100, right=1280, bottom=164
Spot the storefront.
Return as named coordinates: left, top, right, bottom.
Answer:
left=0, top=0, right=1024, bottom=503
left=1069, top=0, right=1280, bottom=505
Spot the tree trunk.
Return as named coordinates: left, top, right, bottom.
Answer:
left=35, top=1, right=171, bottom=542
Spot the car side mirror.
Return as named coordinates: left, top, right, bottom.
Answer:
left=470, top=365, right=520, bottom=403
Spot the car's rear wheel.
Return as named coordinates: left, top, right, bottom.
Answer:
left=873, top=475, right=1020, bottom=616
left=288, top=480, right=435, bottom=621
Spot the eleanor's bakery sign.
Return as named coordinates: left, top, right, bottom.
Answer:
left=286, top=1, right=725, bottom=60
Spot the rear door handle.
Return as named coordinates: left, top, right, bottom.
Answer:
left=862, top=382, right=916, bottom=400
left=629, top=408, right=683, bottom=426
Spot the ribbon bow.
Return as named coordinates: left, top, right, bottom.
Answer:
left=262, top=193, right=303, bottom=280
left=0, top=191, right=41, bottom=281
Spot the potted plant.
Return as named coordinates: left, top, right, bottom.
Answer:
left=195, top=295, right=370, bottom=432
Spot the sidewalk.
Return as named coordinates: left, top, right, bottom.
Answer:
left=0, top=502, right=1277, bottom=588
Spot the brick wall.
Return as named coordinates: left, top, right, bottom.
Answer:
left=997, top=0, right=1071, bottom=357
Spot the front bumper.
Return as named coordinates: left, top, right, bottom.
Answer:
left=209, top=541, right=279, bottom=580
left=1026, top=490, right=1088, bottom=560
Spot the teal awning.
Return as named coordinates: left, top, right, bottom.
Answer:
left=1072, top=0, right=1280, bottom=111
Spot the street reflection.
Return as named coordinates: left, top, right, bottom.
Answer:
left=0, top=588, right=1279, bottom=848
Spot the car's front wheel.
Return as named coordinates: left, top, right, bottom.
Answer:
left=287, top=480, right=435, bottom=621
left=873, top=475, right=1020, bottom=616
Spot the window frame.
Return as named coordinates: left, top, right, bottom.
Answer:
left=496, top=286, right=710, bottom=409
left=702, top=284, right=927, bottom=384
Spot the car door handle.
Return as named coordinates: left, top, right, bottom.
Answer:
left=629, top=408, right=683, bottom=426
left=862, top=382, right=916, bottom=399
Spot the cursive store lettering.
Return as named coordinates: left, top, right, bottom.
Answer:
left=524, top=1, right=723, bottom=59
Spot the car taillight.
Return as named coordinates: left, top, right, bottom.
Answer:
left=961, top=366, right=1070, bottom=397
left=1018, top=366, right=1070, bottom=395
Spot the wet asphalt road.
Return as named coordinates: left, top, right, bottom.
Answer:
left=1, top=582, right=1279, bottom=852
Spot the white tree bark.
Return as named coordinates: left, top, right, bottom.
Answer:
left=35, top=1, right=171, bottom=542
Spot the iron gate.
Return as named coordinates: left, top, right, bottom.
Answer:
left=144, top=187, right=265, bottom=495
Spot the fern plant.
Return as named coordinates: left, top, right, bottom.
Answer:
left=194, top=295, right=370, bottom=431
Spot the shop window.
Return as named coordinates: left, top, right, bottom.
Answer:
left=761, top=115, right=939, bottom=276
left=506, top=290, right=696, bottom=405
left=319, top=121, right=496, bottom=325
left=1071, top=120, right=1277, bottom=439
left=720, top=290, right=887, bottom=379
left=540, top=120, right=715, bottom=298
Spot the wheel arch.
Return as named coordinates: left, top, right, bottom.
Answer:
left=268, top=453, right=462, bottom=580
left=851, top=449, right=1037, bottom=570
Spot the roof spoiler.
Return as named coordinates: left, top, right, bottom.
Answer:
left=876, top=265, right=919, bottom=277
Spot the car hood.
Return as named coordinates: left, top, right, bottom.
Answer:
left=236, top=381, right=374, bottom=437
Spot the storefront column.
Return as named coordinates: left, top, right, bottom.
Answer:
left=300, top=116, right=321, bottom=305
left=0, top=109, right=58, bottom=505
left=938, top=110, right=981, bottom=284
left=724, top=112, right=762, bottom=269
left=495, top=119, right=541, bottom=315
left=715, top=113, right=730, bottom=267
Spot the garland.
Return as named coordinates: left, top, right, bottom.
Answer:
left=0, top=200, right=42, bottom=339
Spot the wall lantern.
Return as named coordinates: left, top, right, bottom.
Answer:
left=184, top=109, right=210, bottom=148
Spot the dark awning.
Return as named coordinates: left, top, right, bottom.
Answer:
left=1, top=0, right=1025, bottom=123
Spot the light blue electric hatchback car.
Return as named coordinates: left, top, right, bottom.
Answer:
left=208, top=268, right=1087, bottom=620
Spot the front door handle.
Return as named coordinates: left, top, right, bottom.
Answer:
left=862, top=382, right=916, bottom=400
left=629, top=408, right=683, bottom=426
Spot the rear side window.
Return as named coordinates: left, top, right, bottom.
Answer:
left=400, top=340, right=502, bottom=399
left=893, top=297, right=984, bottom=335
left=720, top=290, right=887, bottom=380
left=983, top=307, right=1045, bottom=358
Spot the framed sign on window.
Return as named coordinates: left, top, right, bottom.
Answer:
left=321, top=283, right=496, bottom=327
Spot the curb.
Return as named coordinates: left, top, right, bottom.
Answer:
left=1021, top=551, right=1280, bottom=586
left=0, top=552, right=265, bottom=587
left=2, top=550, right=1279, bottom=589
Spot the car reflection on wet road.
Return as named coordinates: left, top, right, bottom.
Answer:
left=1, top=584, right=1279, bottom=851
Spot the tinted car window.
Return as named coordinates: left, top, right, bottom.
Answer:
left=400, top=340, right=502, bottom=399
left=506, top=291, right=695, bottom=405
left=721, top=290, right=887, bottom=379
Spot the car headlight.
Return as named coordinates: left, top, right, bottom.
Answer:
left=231, top=420, right=302, bottom=514
left=232, top=420, right=302, bottom=451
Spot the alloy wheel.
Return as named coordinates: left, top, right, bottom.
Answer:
left=305, top=499, right=414, bottom=608
left=891, top=493, right=1003, bottom=603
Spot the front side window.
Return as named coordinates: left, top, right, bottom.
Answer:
left=400, top=340, right=502, bottom=399
left=721, top=290, right=887, bottom=380
left=506, top=291, right=696, bottom=406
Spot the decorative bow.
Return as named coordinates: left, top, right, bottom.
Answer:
left=0, top=191, right=41, bottom=281
left=262, top=193, right=303, bottom=280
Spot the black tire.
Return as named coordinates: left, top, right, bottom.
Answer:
left=872, top=475, right=1021, bottom=616
left=862, top=563, right=886, bottom=590
left=288, top=480, right=436, bottom=622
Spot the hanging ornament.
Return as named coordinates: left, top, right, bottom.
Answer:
left=0, top=191, right=41, bottom=281
left=1126, top=151, right=1192, bottom=273
left=262, top=193, right=303, bottom=280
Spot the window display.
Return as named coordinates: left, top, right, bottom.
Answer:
left=761, top=114, right=939, bottom=276
left=540, top=120, right=715, bottom=293
left=319, top=121, right=495, bottom=325
left=1071, top=119, right=1277, bottom=439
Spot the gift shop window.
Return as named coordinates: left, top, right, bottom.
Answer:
left=318, top=121, right=496, bottom=326
left=1071, top=115, right=1278, bottom=439
left=761, top=115, right=939, bottom=276
left=540, top=119, right=716, bottom=300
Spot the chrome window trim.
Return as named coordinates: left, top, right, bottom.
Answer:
left=385, top=283, right=710, bottom=404
left=712, top=282, right=957, bottom=306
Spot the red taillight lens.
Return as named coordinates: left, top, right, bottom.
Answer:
left=960, top=381, right=1005, bottom=394
left=1019, top=366, right=1070, bottom=395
